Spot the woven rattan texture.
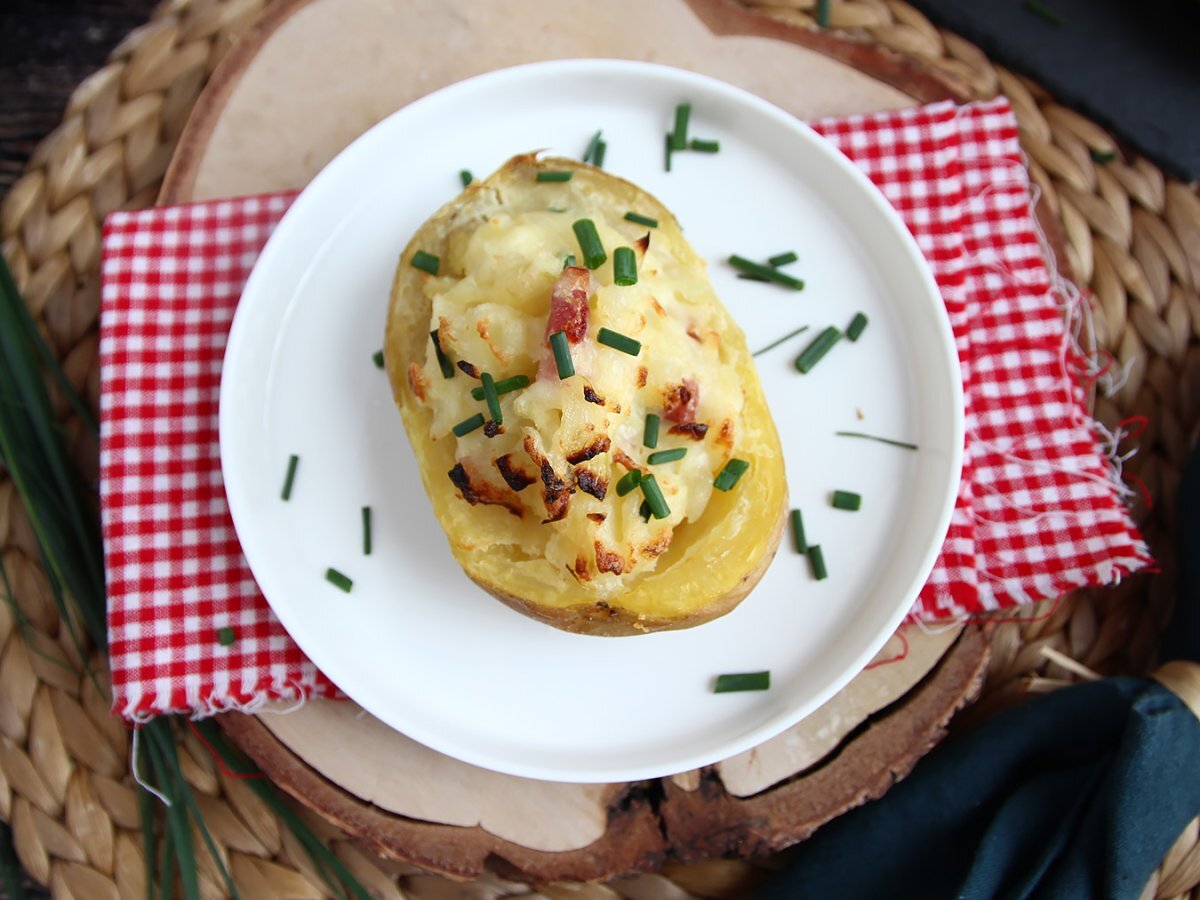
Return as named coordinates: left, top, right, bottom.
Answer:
left=1, top=0, right=1198, bottom=896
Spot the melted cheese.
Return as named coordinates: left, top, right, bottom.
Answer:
left=410, top=206, right=743, bottom=598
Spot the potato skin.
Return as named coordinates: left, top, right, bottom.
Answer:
left=385, top=155, right=787, bottom=635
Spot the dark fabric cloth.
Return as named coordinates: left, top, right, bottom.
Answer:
left=904, top=0, right=1200, bottom=181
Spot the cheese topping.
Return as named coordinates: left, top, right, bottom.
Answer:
left=408, top=204, right=744, bottom=598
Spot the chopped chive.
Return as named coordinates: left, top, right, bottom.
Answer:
left=549, top=331, right=575, bottom=379
left=835, top=431, right=919, bottom=450
left=411, top=250, right=439, bottom=275
left=729, top=255, right=805, bottom=290
left=644, top=413, right=660, bottom=449
left=460, top=169, right=473, bottom=187
left=470, top=374, right=530, bottom=400
left=832, top=490, right=862, bottom=511
left=790, top=509, right=807, bottom=554
left=481, top=372, right=502, bottom=424
left=671, top=102, right=692, bottom=151
left=846, top=312, right=869, bottom=342
left=1023, top=0, right=1064, bottom=26
left=613, top=247, right=638, bottom=286
left=689, top=138, right=719, bottom=153
left=639, top=499, right=652, bottom=522
left=624, top=211, right=659, bottom=229
left=430, top=330, right=455, bottom=379
left=713, top=458, right=749, bottom=492
left=648, top=448, right=687, bottom=464
left=714, top=671, right=770, bottom=693
left=572, top=218, right=607, bottom=269
left=1090, top=148, right=1116, bottom=163
left=362, top=506, right=372, bottom=555
left=753, top=324, right=810, bottom=357
left=216, top=626, right=236, bottom=646
left=768, top=251, right=799, bottom=267
left=639, top=473, right=670, bottom=519
left=808, top=545, right=828, bottom=580
left=615, top=469, right=642, bottom=497
left=794, top=326, right=843, bottom=373
left=562, top=253, right=577, bottom=269
left=817, top=0, right=830, bottom=27
left=536, top=171, right=573, bottom=183
left=325, top=567, right=353, bottom=593
left=664, top=133, right=674, bottom=172
left=596, top=327, right=641, bottom=356
left=593, top=140, right=607, bottom=168
left=582, top=129, right=603, bottom=163
left=280, top=454, right=299, bottom=500
left=452, top=413, right=485, bottom=437
left=372, top=349, right=385, bottom=369
left=738, top=273, right=771, bottom=283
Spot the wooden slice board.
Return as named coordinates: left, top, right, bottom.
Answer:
left=162, top=0, right=989, bottom=882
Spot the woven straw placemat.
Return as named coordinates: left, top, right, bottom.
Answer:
left=1, top=0, right=1198, bottom=897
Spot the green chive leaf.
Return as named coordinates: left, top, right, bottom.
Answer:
left=648, top=448, right=687, bottom=464
left=1023, top=0, right=1064, bottom=26
left=713, top=458, right=749, bottom=492
left=729, top=255, right=805, bottom=289
left=832, top=490, right=862, bottom=511
left=639, top=473, right=670, bottom=519
left=411, top=250, right=439, bottom=275
left=216, top=626, right=237, bottom=646
left=768, top=251, right=799, bottom=267
left=790, top=509, right=807, bottom=554
left=430, top=330, right=455, bottom=379
left=372, top=349, right=384, bottom=369
left=549, top=331, right=575, bottom=379
left=583, top=129, right=603, bottom=164
left=834, top=430, right=919, bottom=450
left=689, top=138, right=719, bottom=153
left=481, top=372, right=502, bottom=424
left=613, top=247, right=638, bottom=286
left=714, top=671, right=770, bottom=693
left=624, top=211, right=659, bottom=229
left=460, top=169, right=473, bottom=187
left=817, top=0, right=830, bottom=27
left=753, top=324, right=810, bottom=357
left=536, top=171, right=573, bottom=183
left=664, top=133, right=674, bottom=172
left=572, top=218, right=607, bottom=269
left=452, top=413, right=486, bottom=437
left=615, top=469, right=643, bottom=497
left=846, top=312, right=869, bottom=341
left=563, top=253, right=577, bottom=269
left=643, top=413, right=660, bottom=449
left=281, top=454, right=299, bottom=501
left=594, top=140, right=607, bottom=168
left=671, top=102, right=692, bottom=151
left=794, top=326, right=843, bottom=373
left=1090, top=148, right=1117, bottom=163
left=325, top=568, right=353, bottom=592
left=362, top=506, right=372, bottom=556
left=597, top=327, right=641, bottom=356
left=808, top=544, right=828, bottom=580
left=471, top=374, right=531, bottom=400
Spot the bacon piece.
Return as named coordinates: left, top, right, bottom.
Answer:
left=669, top=422, right=709, bottom=441
left=587, top=512, right=607, bottom=523
left=636, top=366, right=648, bottom=388
left=447, top=463, right=524, bottom=517
left=483, top=421, right=504, bottom=438
left=457, top=360, right=480, bottom=378
left=538, top=267, right=594, bottom=380
left=663, top=378, right=699, bottom=423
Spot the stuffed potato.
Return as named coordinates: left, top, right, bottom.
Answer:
left=385, top=154, right=786, bottom=635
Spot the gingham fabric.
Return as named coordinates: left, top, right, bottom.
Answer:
left=99, top=98, right=1151, bottom=719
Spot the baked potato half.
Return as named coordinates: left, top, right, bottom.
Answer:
left=385, top=154, right=786, bottom=635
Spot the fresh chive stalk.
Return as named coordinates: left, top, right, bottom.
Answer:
left=808, top=545, right=828, bottom=580
left=689, top=138, right=719, bottom=153
left=362, top=506, right=372, bottom=556
left=460, top=169, right=473, bottom=187
left=470, top=374, right=530, bottom=400
left=648, top=448, right=687, bottom=464
left=563, top=254, right=577, bottom=269
left=281, top=454, right=299, bottom=500
left=846, top=312, right=869, bottom=341
left=216, top=627, right=236, bottom=646
left=615, top=469, right=643, bottom=497
left=713, top=458, right=749, bottom=492
left=752, top=324, right=810, bottom=357
left=613, top=247, right=638, bottom=286
left=411, top=250, right=440, bottom=275
left=832, top=490, right=862, bottom=511
left=452, top=413, right=485, bottom=437
left=372, top=349, right=384, bottom=369
left=639, top=499, right=652, bottom=522
left=583, top=129, right=603, bottom=163
left=1023, top=0, right=1064, bottom=26
left=671, top=102, right=692, bottom=150
left=639, top=473, right=670, bottom=519
left=593, top=140, right=607, bottom=168
left=794, top=326, right=843, bottom=373
left=790, top=508, right=807, bottom=554
left=664, top=133, right=674, bottom=172
left=572, top=218, right=607, bottom=269
left=768, top=251, right=799, bottom=267
left=597, top=327, right=641, bottom=356
left=1090, top=148, right=1116, bottom=163
left=714, top=671, right=770, bottom=693
left=536, top=171, right=573, bottom=183
left=430, top=329, right=455, bottom=378
left=738, top=273, right=771, bottom=283
left=817, top=0, right=830, bottom=27
left=643, top=413, right=661, bottom=449
left=549, top=331, right=575, bottom=379
left=624, top=211, right=659, bottom=229
left=481, top=372, right=503, bottom=424
left=325, top=568, right=353, bottom=592
left=835, top=430, right=919, bottom=450
left=729, top=255, right=805, bottom=289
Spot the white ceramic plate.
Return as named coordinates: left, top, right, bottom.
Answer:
left=221, top=59, right=962, bottom=783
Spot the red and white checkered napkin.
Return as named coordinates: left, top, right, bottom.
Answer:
left=99, top=98, right=1151, bottom=719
